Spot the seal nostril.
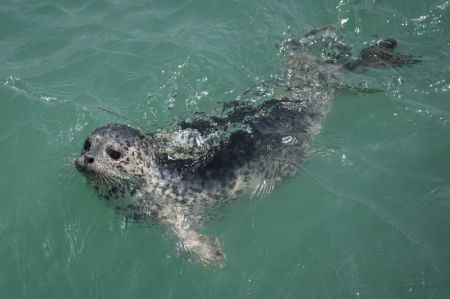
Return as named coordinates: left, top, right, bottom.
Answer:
left=84, top=155, right=94, bottom=164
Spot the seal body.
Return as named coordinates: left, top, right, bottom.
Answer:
left=75, top=31, right=419, bottom=266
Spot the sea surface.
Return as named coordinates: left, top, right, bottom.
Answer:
left=1, top=0, right=450, bottom=298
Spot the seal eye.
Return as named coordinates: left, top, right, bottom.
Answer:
left=83, top=139, right=91, bottom=151
left=107, top=148, right=121, bottom=160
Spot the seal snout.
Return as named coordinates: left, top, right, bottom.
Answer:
left=74, top=154, right=95, bottom=174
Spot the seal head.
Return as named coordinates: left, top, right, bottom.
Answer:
left=75, top=124, right=150, bottom=206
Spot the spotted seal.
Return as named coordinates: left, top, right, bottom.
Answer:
left=75, top=28, right=419, bottom=266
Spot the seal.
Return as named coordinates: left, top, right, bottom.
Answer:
left=75, top=27, right=419, bottom=266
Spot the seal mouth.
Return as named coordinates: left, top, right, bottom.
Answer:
left=74, top=158, right=121, bottom=185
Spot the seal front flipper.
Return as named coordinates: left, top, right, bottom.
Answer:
left=343, top=38, right=421, bottom=73
left=177, top=230, right=225, bottom=267
left=159, top=207, right=225, bottom=267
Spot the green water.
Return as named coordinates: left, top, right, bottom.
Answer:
left=1, top=0, right=450, bottom=298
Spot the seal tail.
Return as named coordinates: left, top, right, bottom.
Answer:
left=343, top=38, right=421, bottom=73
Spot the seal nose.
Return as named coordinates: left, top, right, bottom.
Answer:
left=84, top=154, right=94, bottom=164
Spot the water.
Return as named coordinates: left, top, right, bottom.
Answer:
left=1, top=0, right=450, bottom=298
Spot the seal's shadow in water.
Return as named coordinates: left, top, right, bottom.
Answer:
left=74, top=25, right=420, bottom=267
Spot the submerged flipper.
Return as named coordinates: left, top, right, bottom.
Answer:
left=334, top=85, right=384, bottom=96
left=344, top=38, right=421, bottom=73
left=283, top=23, right=352, bottom=65
left=177, top=230, right=225, bottom=267
left=159, top=205, right=226, bottom=267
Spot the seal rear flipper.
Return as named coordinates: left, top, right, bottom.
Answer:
left=334, top=84, right=384, bottom=96
left=283, top=23, right=352, bottom=65
left=344, top=38, right=421, bottom=73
